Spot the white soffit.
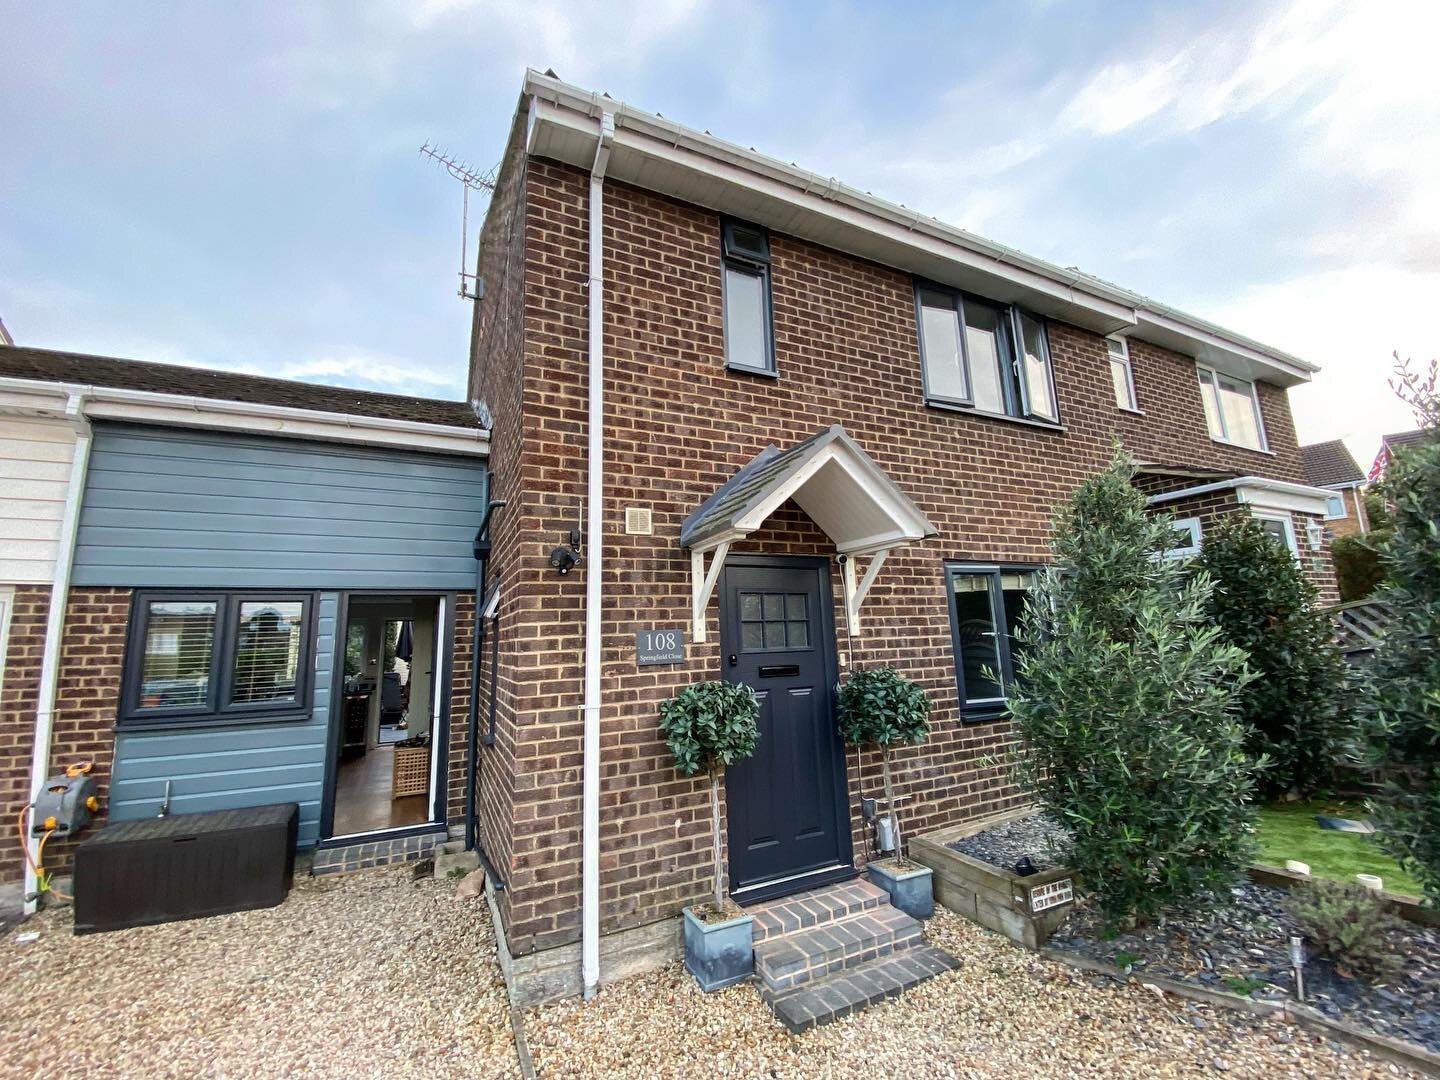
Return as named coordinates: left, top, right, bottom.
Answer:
left=1147, top=476, right=1332, bottom=516
left=522, top=71, right=1317, bottom=388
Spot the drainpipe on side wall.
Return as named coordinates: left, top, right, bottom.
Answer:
left=25, top=392, right=92, bottom=914
left=581, top=111, right=615, bottom=1001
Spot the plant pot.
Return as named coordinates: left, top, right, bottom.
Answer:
left=682, top=905, right=754, bottom=991
left=867, top=858, right=935, bottom=918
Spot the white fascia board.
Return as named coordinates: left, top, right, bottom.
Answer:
left=0, top=376, right=489, bottom=457
left=1146, top=475, right=1332, bottom=516
left=522, top=70, right=1318, bottom=386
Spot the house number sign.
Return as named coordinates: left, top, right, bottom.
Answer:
left=635, top=628, right=685, bottom=666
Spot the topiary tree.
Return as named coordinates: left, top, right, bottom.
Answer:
left=1331, top=532, right=1386, bottom=601
left=1362, top=355, right=1440, bottom=905
left=1196, top=514, right=1351, bottom=797
left=836, top=667, right=930, bottom=855
left=658, top=680, right=761, bottom=913
left=1007, top=449, right=1260, bottom=928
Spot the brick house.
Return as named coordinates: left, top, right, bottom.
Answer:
left=0, top=346, right=490, bottom=905
left=465, top=71, right=1338, bottom=1004
left=1301, top=439, right=1369, bottom=539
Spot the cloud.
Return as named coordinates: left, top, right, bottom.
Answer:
left=275, top=353, right=462, bottom=395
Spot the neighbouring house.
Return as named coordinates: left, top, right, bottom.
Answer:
left=1301, top=439, right=1369, bottom=538
left=1369, top=428, right=1432, bottom=480
left=0, top=346, right=489, bottom=905
left=464, top=70, right=1339, bottom=1004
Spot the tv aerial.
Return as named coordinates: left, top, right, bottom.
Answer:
left=420, top=142, right=497, bottom=301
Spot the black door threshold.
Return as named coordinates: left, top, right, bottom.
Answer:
left=735, top=864, right=858, bottom=906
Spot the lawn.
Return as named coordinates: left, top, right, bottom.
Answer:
left=1254, top=799, right=1423, bottom=897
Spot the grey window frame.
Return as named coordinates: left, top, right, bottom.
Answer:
left=720, top=218, right=776, bottom=376
left=943, top=562, right=1040, bottom=721
left=119, top=589, right=317, bottom=729
left=1107, top=336, right=1140, bottom=411
left=914, top=281, right=1061, bottom=425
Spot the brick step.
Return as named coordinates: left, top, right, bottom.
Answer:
left=766, top=944, right=961, bottom=1033
left=747, top=878, right=890, bottom=945
left=755, top=904, right=922, bottom=992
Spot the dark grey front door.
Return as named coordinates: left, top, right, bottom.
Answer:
left=720, top=556, right=853, bottom=902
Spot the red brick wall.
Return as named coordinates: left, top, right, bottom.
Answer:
left=467, top=119, right=530, bottom=931
left=1, top=586, right=50, bottom=883
left=470, top=154, right=1317, bottom=958
left=446, top=591, right=476, bottom=829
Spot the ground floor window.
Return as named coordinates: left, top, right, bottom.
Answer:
left=1252, top=511, right=1299, bottom=557
left=944, top=563, right=1039, bottom=720
left=120, top=591, right=314, bottom=726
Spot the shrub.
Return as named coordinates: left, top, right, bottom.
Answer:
left=1331, top=532, right=1387, bottom=602
left=1008, top=449, right=1260, bottom=929
left=1362, top=359, right=1440, bottom=906
left=1286, top=879, right=1402, bottom=981
left=836, top=666, right=930, bottom=853
left=1196, top=514, right=1351, bottom=797
left=658, top=680, right=761, bottom=912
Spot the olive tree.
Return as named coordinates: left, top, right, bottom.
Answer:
left=1008, top=450, right=1261, bottom=927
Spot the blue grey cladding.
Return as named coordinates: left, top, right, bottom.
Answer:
left=107, top=594, right=339, bottom=846
left=72, top=424, right=488, bottom=589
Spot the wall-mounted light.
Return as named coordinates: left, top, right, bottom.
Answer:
left=549, top=546, right=578, bottom=574
left=1305, top=519, right=1325, bottom=550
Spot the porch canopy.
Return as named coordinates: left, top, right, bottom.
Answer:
left=680, top=424, right=938, bottom=641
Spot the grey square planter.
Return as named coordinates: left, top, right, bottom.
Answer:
left=682, top=905, right=754, bottom=991
left=867, top=858, right=935, bottom=918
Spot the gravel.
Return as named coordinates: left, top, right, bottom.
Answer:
left=950, top=812, right=1072, bottom=873
left=524, top=907, right=1411, bottom=1078
left=0, top=864, right=518, bottom=1079
left=1050, top=880, right=1440, bottom=1054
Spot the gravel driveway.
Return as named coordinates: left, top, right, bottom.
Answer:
left=0, top=865, right=518, bottom=1079
left=2, top=868, right=1416, bottom=1078
left=525, top=909, right=1415, bottom=1079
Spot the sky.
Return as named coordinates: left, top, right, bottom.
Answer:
left=2, top=0, right=1437, bottom=467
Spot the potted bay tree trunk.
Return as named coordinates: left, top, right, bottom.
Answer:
left=659, top=679, right=761, bottom=991
left=836, top=666, right=936, bottom=917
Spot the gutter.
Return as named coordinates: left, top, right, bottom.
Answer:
left=24, top=391, right=92, bottom=914
left=1145, top=475, right=1334, bottom=507
left=0, top=376, right=490, bottom=455
left=581, top=110, right=615, bottom=1001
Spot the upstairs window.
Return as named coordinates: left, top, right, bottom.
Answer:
left=121, top=591, right=314, bottom=727
left=721, top=219, right=774, bottom=375
left=1198, top=365, right=1267, bottom=451
left=916, top=285, right=1059, bottom=424
left=1324, top=493, right=1346, bottom=519
left=1107, top=337, right=1138, bottom=411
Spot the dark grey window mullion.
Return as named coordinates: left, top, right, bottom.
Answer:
left=210, top=594, right=233, bottom=714
left=1003, top=308, right=1028, bottom=419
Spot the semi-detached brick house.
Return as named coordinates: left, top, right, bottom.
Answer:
left=466, top=71, right=1340, bottom=1004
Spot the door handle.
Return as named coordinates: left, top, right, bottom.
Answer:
left=728, top=654, right=738, bottom=667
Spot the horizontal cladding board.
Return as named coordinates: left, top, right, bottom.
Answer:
left=0, top=499, right=67, bottom=521
left=1, top=478, right=70, bottom=502
left=0, top=558, right=55, bottom=583
left=0, top=437, right=74, bottom=463
left=0, top=417, right=77, bottom=444
left=75, top=425, right=487, bottom=589
left=0, top=519, right=63, bottom=541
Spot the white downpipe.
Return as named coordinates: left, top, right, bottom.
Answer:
left=581, top=111, right=615, bottom=1000
left=24, top=392, right=92, bottom=914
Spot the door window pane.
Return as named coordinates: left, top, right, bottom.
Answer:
left=951, top=573, right=1004, bottom=703
left=724, top=265, right=769, bottom=371
left=963, top=302, right=1006, bottom=414
left=919, top=291, right=968, bottom=401
left=232, top=600, right=305, bottom=705
left=1017, top=312, right=1057, bottom=421
left=139, top=602, right=216, bottom=708
left=738, top=591, right=811, bottom=651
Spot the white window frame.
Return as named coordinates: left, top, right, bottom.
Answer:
left=1252, top=510, right=1299, bottom=558
left=1107, top=337, right=1139, bottom=412
left=1163, top=516, right=1202, bottom=559
left=1323, top=493, right=1346, bottom=520
left=1197, top=364, right=1269, bottom=452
